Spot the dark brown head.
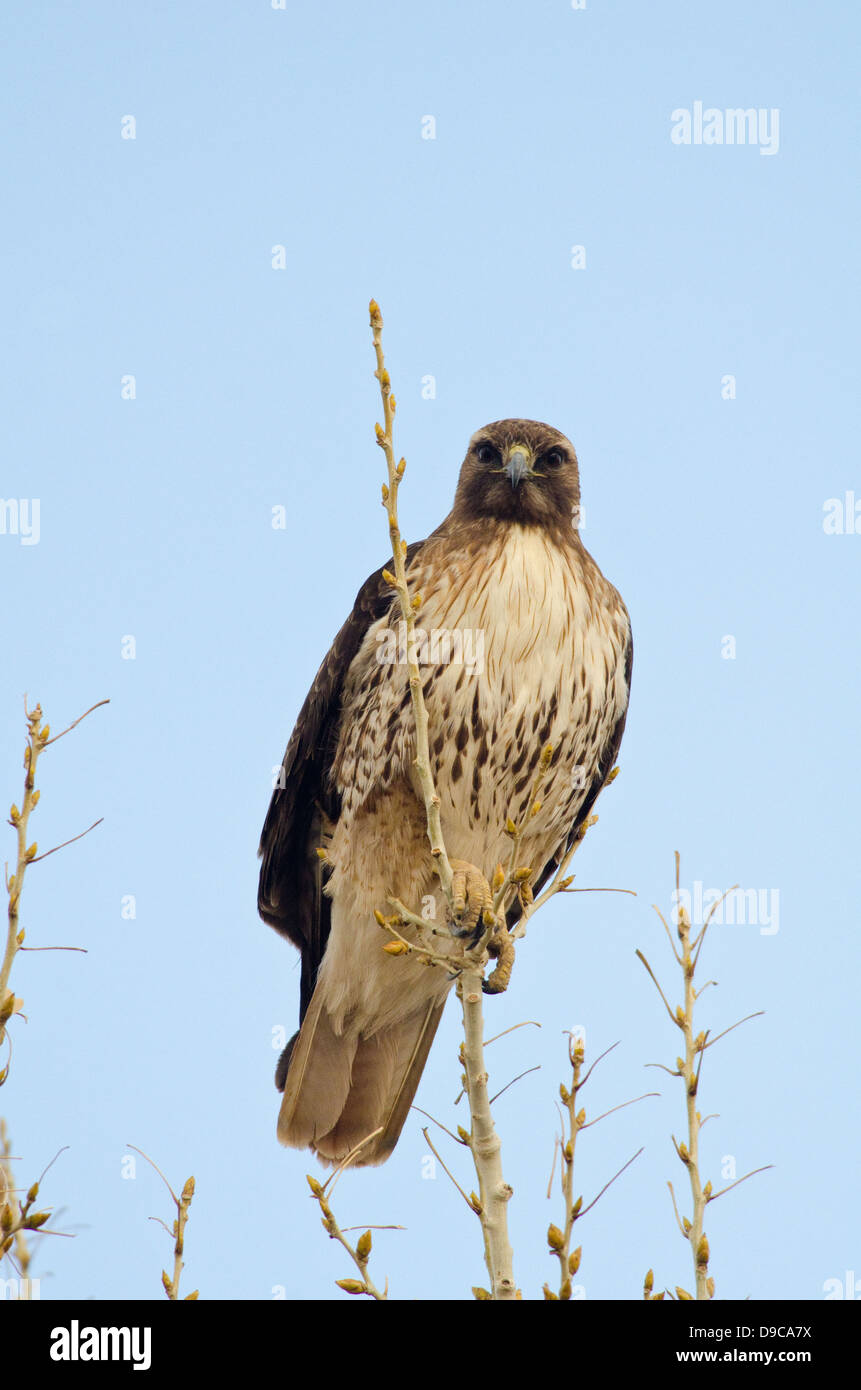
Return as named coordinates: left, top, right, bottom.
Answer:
left=451, top=419, right=581, bottom=532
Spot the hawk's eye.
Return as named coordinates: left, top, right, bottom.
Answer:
left=542, top=449, right=564, bottom=470
left=476, top=443, right=500, bottom=465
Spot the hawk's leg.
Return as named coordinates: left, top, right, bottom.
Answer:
left=448, top=859, right=496, bottom=942
left=483, top=922, right=515, bottom=995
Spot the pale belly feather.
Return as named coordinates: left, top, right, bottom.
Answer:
left=318, top=526, right=629, bottom=1032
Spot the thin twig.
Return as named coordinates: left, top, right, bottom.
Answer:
left=29, top=819, right=104, bottom=864
left=580, top=1092, right=659, bottom=1130
left=489, top=1065, right=541, bottom=1105
left=667, top=1181, right=688, bottom=1239
left=323, top=1127, right=385, bottom=1200
left=410, top=1106, right=466, bottom=1146
left=702, top=1012, right=765, bottom=1049
left=341, top=1224, right=406, bottom=1233
left=706, top=1165, right=774, bottom=1203
left=421, top=1128, right=475, bottom=1211
left=42, top=699, right=110, bottom=747
left=578, top=1148, right=644, bottom=1220
left=484, top=1021, right=541, bottom=1048
left=576, top=1039, right=620, bottom=1089
left=128, top=1145, right=197, bottom=1300
left=127, top=1144, right=180, bottom=1206
left=692, top=884, right=739, bottom=966
left=635, top=948, right=678, bottom=1026
left=18, top=945, right=88, bottom=954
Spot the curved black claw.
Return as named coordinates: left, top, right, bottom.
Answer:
left=482, top=924, right=515, bottom=995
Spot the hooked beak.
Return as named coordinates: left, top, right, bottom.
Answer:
left=504, top=445, right=533, bottom=488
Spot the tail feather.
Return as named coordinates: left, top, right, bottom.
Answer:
left=277, top=991, right=446, bottom=1166
left=277, top=992, right=357, bottom=1149
left=315, top=1002, right=445, bottom=1165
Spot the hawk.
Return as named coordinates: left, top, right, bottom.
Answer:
left=258, top=419, right=632, bottom=1166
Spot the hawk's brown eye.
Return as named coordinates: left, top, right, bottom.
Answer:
left=543, top=449, right=564, bottom=470
left=476, top=443, right=500, bottom=465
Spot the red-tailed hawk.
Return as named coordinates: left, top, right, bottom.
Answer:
left=258, top=420, right=632, bottom=1166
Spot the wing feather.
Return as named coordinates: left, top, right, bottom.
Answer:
left=257, top=542, right=425, bottom=1020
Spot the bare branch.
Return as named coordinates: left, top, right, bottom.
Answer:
left=667, top=1181, right=689, bottom=1239
left=580, top=1092, right=659, bottom=1130
left=489, top=1065, right=541, bottom=1105
left=707, top=1165, right=774, bottom=1203
left=576, top=1039, right=620, bottom=1089
left=19, top=945, right=87, bottom=954
left=127, top=1144, right=180, bottom=1207
left=577, top=1147, right=644, bottom=1220
left=42, top=699, right=111, bottom=747
left=29, top=819, right=104, bottom=864
left=410, top=1105, right=466, bottom=1146
left=653, top=904, right=683, bottom=966
left=421, top=1128, right=475, bottom=1211
left=323, top=1127, right=385, bottom=1198
left=635, top=950, right=680, bottom=1027
left=484, top=1020, right=542, bottom=1048
left=703, top=1011, right=765, bottom=1050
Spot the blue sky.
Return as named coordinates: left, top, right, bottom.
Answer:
left=1, top=0, right=859, bottom=1301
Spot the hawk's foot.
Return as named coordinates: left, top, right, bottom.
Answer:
left=483, top=922, right=515, bottom=995
left=448, top=860, right=496, bottom=941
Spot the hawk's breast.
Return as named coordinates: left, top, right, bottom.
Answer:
left=408, top=523, right=629, bottom=877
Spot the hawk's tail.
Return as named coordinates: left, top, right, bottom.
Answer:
left=276, top=992, right=445, bottom=1167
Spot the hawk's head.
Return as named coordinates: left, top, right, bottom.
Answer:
left=452, top=419, right=581, bottom=530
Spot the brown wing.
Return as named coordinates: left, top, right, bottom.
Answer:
left=258, top=542, right=425, bottom=1024
left=508, top=614, right=633, bottom=928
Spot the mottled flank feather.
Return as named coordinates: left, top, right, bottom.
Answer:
left=259, top=420, right=632, bottom=1166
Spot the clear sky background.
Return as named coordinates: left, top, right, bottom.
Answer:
left=1, top=0, right=859, bottom=1302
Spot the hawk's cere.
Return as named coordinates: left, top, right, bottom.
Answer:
left=258, top=420, right=632, bottom=1166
